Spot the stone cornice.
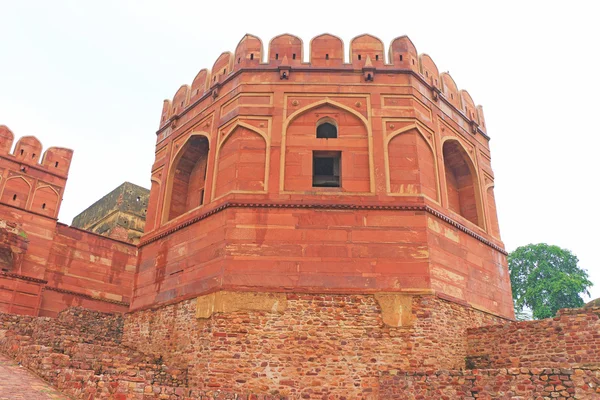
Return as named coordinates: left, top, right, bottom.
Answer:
left=43, top=286, right=130, bottom=307
left=0, top=271, right=47, bottom=284
left=139, top=201, right=507, bottom=255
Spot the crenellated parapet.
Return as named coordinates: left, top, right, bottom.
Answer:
left=158, top=33, right=487, bottom=137
left=0, top=126, right=72, bottom=218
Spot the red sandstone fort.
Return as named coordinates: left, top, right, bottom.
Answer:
left=0, top=34, right=598, bottom=399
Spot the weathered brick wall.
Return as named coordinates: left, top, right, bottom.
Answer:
left=123, top=293, right=505, bottom=398
left=378, top=367, right=600, bottom=399
left=0, top=308, right=192, bottom=399
left=467, top=307, right=600, bottom=369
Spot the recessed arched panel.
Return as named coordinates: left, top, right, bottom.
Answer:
left=442, top=140, right=482, bottom=227
left=284, top=102, right=370, bottom=193
left=14, top=136, right=42, bottom=164
left=215, top=125, right=267, bottom=198
left=310, top=33, right=344, bottom=67
left=440, top=72, right=461, bottom=109
left=389, top=36, right=418, bottom=71
left=350, top=34, right=385, bottom=68
left=0, top=125, right=14, bottom=154
left=234, top=34, right=263, bottom=69
left=1, top=176, right=31, bottom=209
left=32, top=186, right=59, bottom=217
left=166, top=135, right=210, bottom=221
left=486, top=185, right=501, bottom=238
left=388, top=128, right=438, bottom=200
left=269, top=34, right=303, bottom=65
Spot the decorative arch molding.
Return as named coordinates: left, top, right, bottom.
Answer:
left=162, top=132, right=212, bottom=224
left=384, top=123, right=440, bottom=203
left=280, top=98, right=374, bottom=193
left=441, top=138, right=486, bottom=230
left=1, top=175, right=32, bottom=209
left=32, top=185, right=60, bottom=217
left=212, top=120, right=270, bottom=201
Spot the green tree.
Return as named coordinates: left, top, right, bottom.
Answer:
left=508, top=243, right=592, bottom=320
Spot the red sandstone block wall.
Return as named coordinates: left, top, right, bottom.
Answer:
left=0, top=275, right=43, bottom=315
left=467, top=307, right=600, bottom=369
left=40, top=224, right=136, bottom=317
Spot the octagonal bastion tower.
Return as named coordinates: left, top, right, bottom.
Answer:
left=125, top=33, right=513, bottom=393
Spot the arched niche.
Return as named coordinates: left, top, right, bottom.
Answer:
left=387, top=127, right=438, bottom=201
left=283, top=100, right=370, bottom=193
left=165, top=135, right=210, bottom=222
left=1, top=176, right=31, bottom=209
left=214, top=124, right=267, bottom=199
left=310, top=33, right=344, bottom=66
left=32, top=186, right=59, bottom=217
left=442, top=140, right=483, bottom=227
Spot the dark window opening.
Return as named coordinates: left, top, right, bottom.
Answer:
left=20, top=149, right=24, bottom=155
left=326, top=54, right=329, bottom=60
left=400, top=55, right=403, bottom=61
left=55, top=162, right=59, bottom=167
left=292, top=53, right=296, bottom=60
left=199, top=189, right=205, bottom=206
left=375, top=55, right=379, bottom=61
left=275, top=53, right=279, bottom=60
left=316, top=122, right=337, bottom=138
left=412, top=59, right=415, bottom=65
left=358, top=54, right=362, bottom=61
left=42, top=203, right=46, bottom=210
left=238, top=57, right=241, bottom=63
left=223, top=68, right=226, bottom=74
left=32, top=153, right=35, bottom=159
left=250, top=53, right=254, bottom=60
left=426, top=71, right=429, bottom=77
left=20, top=167, right=26, bottom=172
left=12, top=194, right=16, bottom=201
left=313, top=151, right=341, bottom=188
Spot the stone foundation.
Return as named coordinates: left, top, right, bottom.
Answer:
left=123, top=292, right=505, bottom=398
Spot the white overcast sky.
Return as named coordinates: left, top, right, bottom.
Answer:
left=1, top=1, right=598, bottom=299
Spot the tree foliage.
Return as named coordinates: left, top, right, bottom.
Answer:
left=508, top=243, right=592, bottom=320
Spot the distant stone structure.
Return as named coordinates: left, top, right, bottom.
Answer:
left=2, top=33, right=597, bottom=399
left=72, top=182, right=149, bottom=244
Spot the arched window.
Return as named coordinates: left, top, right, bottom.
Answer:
left=167, top=136, right=209, bottom=221
left=442, top=140, right=481, bottom=227
left=316, top=122, right=337, bottom=138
